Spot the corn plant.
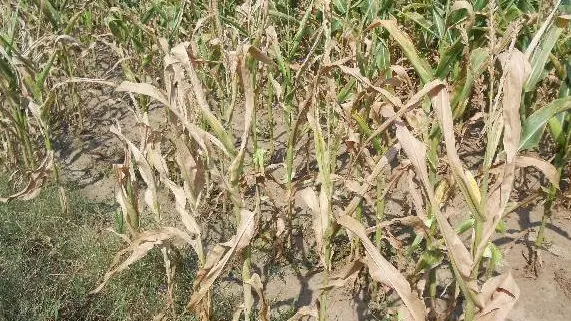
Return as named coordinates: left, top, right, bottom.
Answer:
left=2, top=0, right=571, bottom=321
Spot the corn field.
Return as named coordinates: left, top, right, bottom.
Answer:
left=1, top=0, right=570, bottom=320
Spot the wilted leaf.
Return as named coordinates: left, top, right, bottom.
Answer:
left=395, top=124, right=478, bottom=303
left=188, top=210, right=256, bottom=311
left=319, top=260, right=364, bottom=292
left=174, top=138, right=205, bottom=208
left=287, top=305, right=319, bottom=321
left=244, top=273, right=270, bottom=321
left=110, top=124, right=160, bottom=216
left=229, top=44, right=256, bottom=187
left=478, top=50, right=531, bottom=259
left=514, top=155, right=560, bottom=187
left=171, top=42, right=236, bottom=156
left=91, top=227, right=195, bottom=294
left=431, top=83, right=483, bottom=220
left=0, top=152, right=54, bottom=203
left=475, top=272, right=520, bottom=321
left=337, top=215, right=426, bottom=321
left=300, top=187, right=329, bottom=268
left=116, top=81, right=170, bottom=107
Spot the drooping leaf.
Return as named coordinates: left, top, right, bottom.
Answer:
left=188, top=210, right=256, bottom=311
left=478, top=50, right=531, bottom=260
left=90, top=227, right=196, bottom=294
left=337, top=215, right=426, bottom=321
left=0, top=152, right=54, bottom=203
left=514, top=155, right=560, bottom=187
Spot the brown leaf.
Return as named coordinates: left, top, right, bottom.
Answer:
left=110, top=124, right=160, bottom=216
left=514, top=155, right=560, bottom=187
left=319, top=260, right=365, bottom=292
left=475, top=272, right=520, bottom=321
left=245, top=273, right=270, bottom=321
left=431, top=83, right=483, bottom=220
left=187, top=210, right=257, bottom=311
left=116, top=81, right=170, bottom=107
left=477, top=50, right=531, bottom=259
left=0, top=152, right=54, bottom=203
left=287, top=305, right=319, bottom=321
left=90, top=227, right=195, bottom=294
left=395, top=125, right=476, bottom=293
left=229, top=45, right=256, bottom=187
left=337, top=215, right=426, bottom=321
left=406, top=169, right=429, bottom=222
left=174, top=138, right=205, bottom=207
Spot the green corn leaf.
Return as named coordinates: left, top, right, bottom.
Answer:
left=549, top=62, right=571, bottom=144
left=31, top=0, right=60, bottom=29
left=415, top=249, right=444, bottom=272
left=368, top=19, right=434, bottom=83
left=432, top=7, right=446, bottom=39
left=519, top=96, right=571, bottom=150
left=524, top=17, right=569, bottom=92
left=451, top=48, right=489, bottom=118
left=434, top=38, right=463, bottom=79
left=403, top=11, right=438, bottom=38
left=455, top=217, right=475, bottom=234
left=288, top=1, right=314, bottom=59
left=353, top=112, right=383, bottom=152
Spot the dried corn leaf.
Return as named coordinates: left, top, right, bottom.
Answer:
left=116, top=81, right=170, bottom=107
left=171, top=42, right=235, bottom=156
left=110, top=124, right=160, bottom=216
left=431, top=83, right=483, bottom=220
left=319, top=260, right=364, bottom=292
left=91, top=227, right=195, bottom=294
left=287, top=305, right=319, bottom=321
left=245, top=273, right=269, bottom=321
left=300, top=187, right=328, bottom=267
left=187, top=210, right=256, bottom=311
left=475, top=272, right=520, bottom=321
left=395, top=125, right=477, bottom=301
left=406, top=169, right=428, bottom=222
left=477, top=50, right=530, bottom=259
left=337, top=215, right=426, bottom=321
left=514, top=155, right=560, bottom=187
left=174, top=138, right=205, bottom=207
left=163, top=178, right=203, bottom=260
left=229, top=45, right=256, bottom=187
left=0, top=152, right=53, bottom=203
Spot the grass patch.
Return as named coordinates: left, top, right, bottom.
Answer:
left=0, top=178, right=196, bottom=320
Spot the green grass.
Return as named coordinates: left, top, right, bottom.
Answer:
left=0, top=178, right=196, bottom=321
